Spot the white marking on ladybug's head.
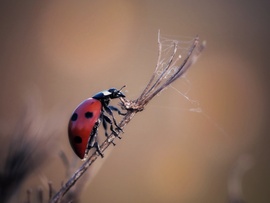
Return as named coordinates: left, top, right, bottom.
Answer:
left=102, top=90, right=111, bottom=96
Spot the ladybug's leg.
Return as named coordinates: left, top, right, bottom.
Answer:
left=100, top=113, right=117, bottom=145
left=103, top=105, right=123, bottom=132
left=86, top=120, right=104, bottom=158
left=100, top=113, right=109, bottom=137
left=108, top=105, right=126, bottom=116
left=93, top=142, right=103, bottom=158
left=102, top=114, right=122, bottom=139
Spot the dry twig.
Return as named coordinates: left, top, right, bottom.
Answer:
left=50, top=32, right=205, bottom=203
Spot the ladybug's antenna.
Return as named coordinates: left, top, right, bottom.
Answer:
left=118, top=85, right=126, bottom=92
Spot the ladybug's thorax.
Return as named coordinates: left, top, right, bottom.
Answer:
left=92, top=88, right=125, bottom=101
left=92, top=90, right=111, bottom=100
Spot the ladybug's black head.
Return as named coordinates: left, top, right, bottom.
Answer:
left=93, top=86, right=126, bottom=101
left=108, top=87, right=125, bottom=99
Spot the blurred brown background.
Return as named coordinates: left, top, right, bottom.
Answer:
left=0, top=1, right=269, bottom=203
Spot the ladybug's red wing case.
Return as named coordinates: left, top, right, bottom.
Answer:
left=68, top=98, right=102, bottom=159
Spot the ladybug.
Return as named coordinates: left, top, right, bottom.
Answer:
left=68, top=87, right=126, bottom=159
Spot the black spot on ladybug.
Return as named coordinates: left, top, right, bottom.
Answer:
left=71, top=113, right=78, bottom=121
left=74, top=136, right=82, bottom=143
left=85, top=111, right=93, bottom=119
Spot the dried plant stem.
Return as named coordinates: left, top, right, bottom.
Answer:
left=50, top=34, right=205, bottom=203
